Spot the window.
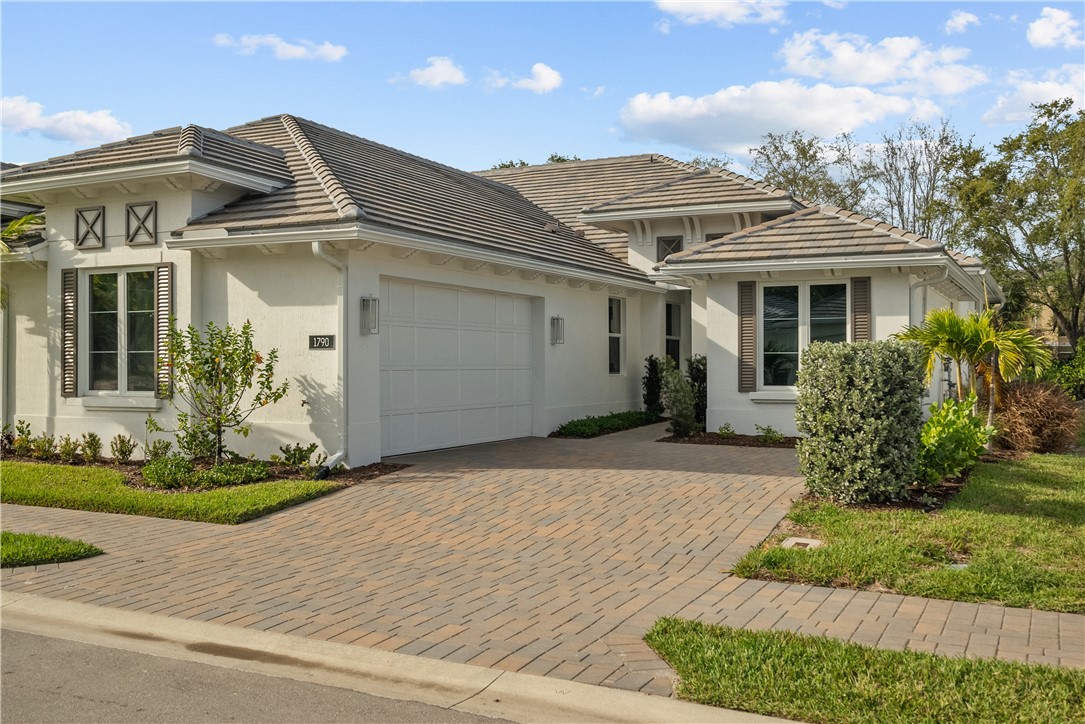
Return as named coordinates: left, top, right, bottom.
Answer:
left=62, top=264, right=172, bottom=399
left=665, top=302, right=682, bottom=366
left=705, top=232, right=728, bottom=242
left=761, top=282, right=848, bottom=387
left=87, top=270, right=155, bottom=392
left=608, top=297, right=623, bottom=374
left=656, top=235, right=682, bottom=262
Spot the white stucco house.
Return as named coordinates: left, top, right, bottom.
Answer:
left=0, top=114, right=1001, bottom=465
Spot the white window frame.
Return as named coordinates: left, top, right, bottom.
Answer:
left=758, top=280, right=850, bottom=389
left=608, top=297, right=624, bottom=375
left=79, top=266, right=157, bottom=398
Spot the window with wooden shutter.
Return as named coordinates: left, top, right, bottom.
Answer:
left=851, top=276, right=872, bottom=342
left=154, top=263, right=173, bottom=398
left=61, top=269, right=78, bottom=397
left=738, top=281, right=756, bottom=392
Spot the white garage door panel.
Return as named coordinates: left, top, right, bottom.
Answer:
left=380, top=279, right=534, bottom=455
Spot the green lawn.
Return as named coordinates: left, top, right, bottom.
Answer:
left=1, top=531, right=103, bottom=567
left=734, top=453, right=1085, bottom=613
left=1, top=461, right=338, bottom=524
left=646, top=618, right=1085, bottom=724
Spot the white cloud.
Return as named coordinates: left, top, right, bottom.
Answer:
left=655, top=0, right=787, bottom=29
left=1026, top=7, right=1084, bottom=49
left=982, top=64, right=1084, bottom=124
left=944, top=10, right=979, bottom=34
left=779, top=29, right=987, bottom=96
left=618, top=80, right=939, bottom=155
left=581, top=85, right=606, bottom=98
left=823, top=1, right=846, bottom=9
left=213, top=33, right=347, bottom=62
left=511, top=63, right=563, bottom=94
left=0, top=96, right=132, bottom=145
left=404, top=56, right=467, bottom=88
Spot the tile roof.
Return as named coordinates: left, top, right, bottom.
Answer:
left=1, top=125, right=292, bottom=184
left=181, top=116, right=648, bottom=283
left=662, top=205, right=944, bottom=267
left=477, top=155, right=696, bottom=248
left=584, top=168, right=792, bottom=213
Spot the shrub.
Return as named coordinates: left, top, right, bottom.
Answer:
left=192, top=461, right=270, bottom=488
left=110, top=434, right=138, bottom=464
left=996, top=381, right=1081, bottom=453
left=1050, top=348, right=1085, bottom=400
left=755, top=424, right=786, bottom=444
left=145, top=439, right=174, bottom=461
left=642, top=356, right=665, bottom=421
left=80, top=432, right=103, bottom=464
left=718, top=422, right=735, bottom=438
left=554, top=411, right=652, bottom=438
left=30, top=433, right=56, bottom=460
left=663, top=363, right=699, bottom=438
left=141, top=454, right=195, bottom=489
left=796, top=341, right=926, bottom=504
left=57, top=435, right=81, bottom=464
left=12, top=420, right=32, bottom=457
left=916, top=395, right=994, bottom=489
left=277, top=442, right=319, bottom=469
left=686, top=354, right=708, bottom=427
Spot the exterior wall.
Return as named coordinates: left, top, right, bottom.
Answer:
left=1, top=265, right=48, bottom=431
left=705, top=269, right=928, bottom=436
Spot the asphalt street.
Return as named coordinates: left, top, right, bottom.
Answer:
left=1, top=629, right=505, bottom=723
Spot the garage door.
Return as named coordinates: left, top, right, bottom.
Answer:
left=380, top=279, right=534, bottom=455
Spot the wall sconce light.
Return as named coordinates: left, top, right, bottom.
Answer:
left=360, top=295, right=379, bottom=334
left=550, top=316, right=565, bottom=345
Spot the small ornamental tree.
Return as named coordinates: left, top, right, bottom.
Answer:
left=161, top=320, right=289, bottom=465
left=685, top=354, right=708, bottom=427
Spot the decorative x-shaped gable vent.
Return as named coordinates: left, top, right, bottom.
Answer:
left=125, top=201, right=157, bottom=246
left=75, top=206, right=105, bottom=249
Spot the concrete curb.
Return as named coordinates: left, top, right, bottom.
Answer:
left=0, top=591, right=790, bottom=723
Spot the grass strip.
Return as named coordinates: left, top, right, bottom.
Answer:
left=646, top=617, right=1085, bottom=724
left=1, top=461, right=337, bottom=525
left=1, top=531, right=103, bottom=567
left=735, top=453, right=1085, bottom=613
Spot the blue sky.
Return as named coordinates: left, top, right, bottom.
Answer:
left=2, top=1, right=1082, bottom=172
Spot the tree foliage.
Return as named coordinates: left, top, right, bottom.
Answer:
left=159, top=320, right=289, bottom=465
left=490, top=159, right=528, bottom=170
left=749, top=129, right=872, bottom=211
left=686, top=154, right=732, bottom=169
left=943, top=98, right=1085, bottom=352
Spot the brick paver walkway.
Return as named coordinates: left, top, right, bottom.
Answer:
left=3, top=423, right=1082, bottom=697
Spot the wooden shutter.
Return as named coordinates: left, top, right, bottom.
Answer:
left=154, top=262, right=174, bottom=399
left=61, top=269, right=78, bottom=397
left=738, top=281, right=757, bottom=392
left=851, top=276, right=872, bottom=342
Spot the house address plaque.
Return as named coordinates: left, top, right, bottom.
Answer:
left=308, top=335, right=336, bottom=350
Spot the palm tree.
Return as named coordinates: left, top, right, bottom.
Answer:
left=1, top=213, right=43, bottom=310
left=896, top=308, right=1053, bottom=446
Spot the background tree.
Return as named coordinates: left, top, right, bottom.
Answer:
left=944, top=98, right=1085, bottom=352
left=490, top=159, right=528, bottom=170
left=686, top=154, right=732, bottom=169
left=546, top=153, right=581, bottom=164
left=749, top=129, right=875, bottom=212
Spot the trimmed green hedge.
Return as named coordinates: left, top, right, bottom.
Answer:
left=553, top=410, right=656, bottom=438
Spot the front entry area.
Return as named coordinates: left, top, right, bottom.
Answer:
left=379, top=278, right=534, bottom=455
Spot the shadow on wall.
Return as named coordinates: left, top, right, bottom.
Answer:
left=295, top=374, right=342, bottom=457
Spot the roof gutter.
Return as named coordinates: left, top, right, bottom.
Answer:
left=311, top=241, right=348, bottom=472
left=655, top=252, right=949, bottom=277
left=171, top=223, right=662, bottom=294
left=580, top=199, right=796, bottom=223
left=909, top=265, right=950, bottom=326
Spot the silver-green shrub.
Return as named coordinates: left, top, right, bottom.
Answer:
left=796, top=341, right=926, bottom=503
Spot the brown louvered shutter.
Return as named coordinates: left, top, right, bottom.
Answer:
left=851, top=276, right=872, bottom=342
left=154, top=263, right=174, bottom=399
left=61, top=269, right=78, bottom=397
left=738, top=281, right=757, bottom=392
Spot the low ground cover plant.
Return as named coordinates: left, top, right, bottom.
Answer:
left=552, top=410, right=655, bottom=438
left=916, top=395, right=994, bottom=490
left=734, top=453, right=1085, bottom=613
left=755, top=424, right=786, bottom=445
left=646, top=618, right=1085, bottom=724
left=1, top=531, right=103, bottom=568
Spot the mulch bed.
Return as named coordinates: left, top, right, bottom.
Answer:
left=657, top=432, right=799, bottom=449
left=2, top=453, right=407, bottom=491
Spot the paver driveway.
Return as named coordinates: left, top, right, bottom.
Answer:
left=1, top=424, right=802, bottom=693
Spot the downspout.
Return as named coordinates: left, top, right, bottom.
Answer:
left=312, top=241, right=347, bottom=474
